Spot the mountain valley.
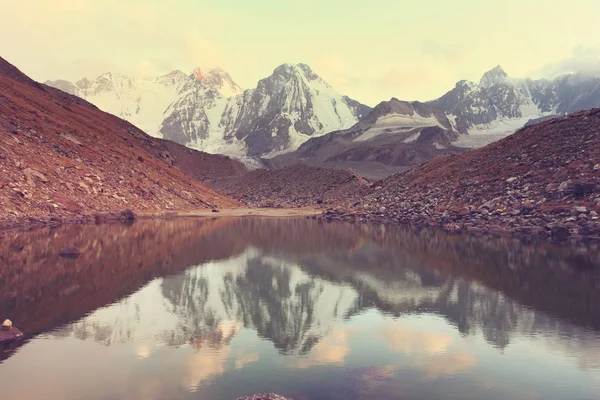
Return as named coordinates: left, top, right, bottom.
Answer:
left=47, top=65, right=600, bottom=174
left=2, top=55, right=600, bottom=242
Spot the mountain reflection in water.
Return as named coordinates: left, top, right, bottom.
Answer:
left=0, top=218, right=599, bottom=400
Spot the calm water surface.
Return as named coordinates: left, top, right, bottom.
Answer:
left=1, top=218, right=600, bottom=400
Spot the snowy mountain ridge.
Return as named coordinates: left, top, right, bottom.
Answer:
left=46, top=64, right=600, bottom=163
left=47, top=63, right=369, bottom=161
left=46, top=70, right=191, bottom=136
left=431, top=65, right=600, bottom=144
left=161, top=63, right=369, bottom=158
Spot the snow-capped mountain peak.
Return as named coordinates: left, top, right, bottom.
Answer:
left=274, top=63, right=320, bottom=80
left=157, top=70, right=188, bottom=84
left=194, top=67, right=243, bottom=97
left=46, top=70, right=199, bottom=137
left=479, top=65, right=508, bottom=88
left=158, top=62, right=370, bottom=159
left=45, top=62, right=369, bottom=162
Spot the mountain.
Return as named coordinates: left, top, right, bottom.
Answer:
left=48, top=64, right=370, bottom=161
left=264, top=67, right=600, bottom=179
left=0, top=56, right=241, bottom=226
left=430, top=66, right=600, bottom=138
left=45, top=70, right=190, bottom=136
left=158, top=68, right=242, bottom=154
left=46, top=63, right=600, bottom=169
left=267, top=98, right=465, bottom=180
left=161, top=63, right=370, bottom=159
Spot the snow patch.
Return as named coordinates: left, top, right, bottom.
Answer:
left=355, top=113, right=443, bottom=142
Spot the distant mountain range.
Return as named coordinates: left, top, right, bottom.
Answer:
left=47, top=64, right=369, bottom=162
left=267, top=99, right=465, bottom=179
left=430, top=65, right=600, bottom=134
left=47, top=64, right=600, bottom=168
left=269, top=66, right=600, bottom=177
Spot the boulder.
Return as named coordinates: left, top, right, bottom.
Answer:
left=0, top=326, right=24, bottom=344
left=551, top=225, right=571, bottom=241
left=237, top=394, right=294, bottom=400
left=119, top=209, right=136, bottom=221
left=571, top=206, right=588, bottom=216
left=573, top=182, right=596, bottom=196
left=58, top=247, right=81, bottom=256
left=558, top=180, right=573, bottom=192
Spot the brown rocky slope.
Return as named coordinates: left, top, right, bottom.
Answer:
left=211, top=164, right=371, bottom=208
left=324, top=108, right=600, bottom=241
left=0, top=57, right=243, bottom=228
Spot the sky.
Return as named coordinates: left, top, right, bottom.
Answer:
left=2, top=0, right=600, bottom=106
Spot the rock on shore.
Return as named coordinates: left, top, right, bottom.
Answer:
left=237, top=394, right=294, bottom=400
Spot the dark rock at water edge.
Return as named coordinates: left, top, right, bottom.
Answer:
left=94, top=209, right=137, bottom=224
left=0, top=327, right=24, bottom=345
left=237, top=394, right=294, bottom=400
left=58, top=247, right=81, bottom=257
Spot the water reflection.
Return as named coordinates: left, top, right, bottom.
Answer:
left=0, top=218, right=600, bottom=400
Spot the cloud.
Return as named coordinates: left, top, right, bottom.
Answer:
left=184, top=346, right=232, bottom=391
left=185, top=30, right=224, bottom=70
left=380, top=323, right=453, bottom=355
left=295, top=328, right=351, bottom=369
left=534, top=46, right=600, bottom=78
left=415, top=351, right=476, bottom=380
left=379, top=322, right=476, bottom=380
left=235, top=352, right=259, bottom=370
left=421, top=41, right=467, bottom=63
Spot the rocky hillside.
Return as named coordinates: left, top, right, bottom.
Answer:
left=268, top=98, right=465, bottom=179
left=324, top=109, right=600, bottom=241
left=211, top=164, right=370, bottom=208
left=0, top=56, right=241, bottom=228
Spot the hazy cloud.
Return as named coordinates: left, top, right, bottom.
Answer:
left=421, top=41, right=467, bottom=63
left=535, top=46, right=600, bottom=78
left=185, top=30, right=224, bottom=71
left=415, top=351, right=477, bottom=380
left=380, top=322, right=453, bottom=355
left=295, top=328, right=351, bottom=369
left=3, top=0, right=600, bottom=103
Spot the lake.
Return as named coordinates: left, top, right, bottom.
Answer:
left=1, top=217, right=600, bottom=400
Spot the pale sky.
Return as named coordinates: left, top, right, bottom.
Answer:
left=2, top=0, right=600, bottom=105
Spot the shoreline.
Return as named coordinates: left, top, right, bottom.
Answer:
left=0, top=208, right=322, bottom=233
left=2, top=206, right=599, bottom=244
left=319, top=208, right=600, bottom=244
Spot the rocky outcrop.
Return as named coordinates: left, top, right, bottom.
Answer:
left=0, top=56, right=240, bottom=229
